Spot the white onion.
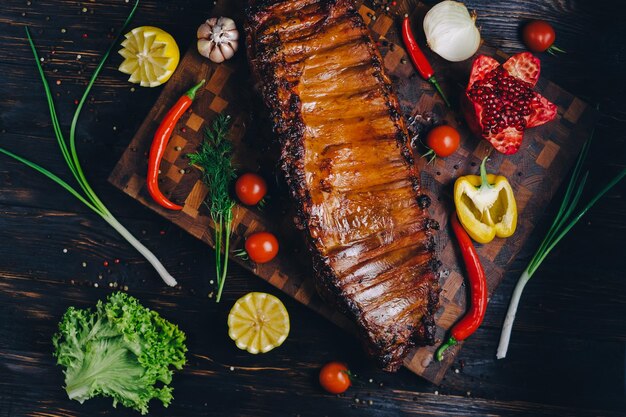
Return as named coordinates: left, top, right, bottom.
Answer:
left=423, top=1, right=481, bottom=62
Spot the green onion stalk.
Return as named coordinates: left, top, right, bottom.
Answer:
left=496, top=135, right=625, bottom=359
left=0, top=1, right=177, bottom=287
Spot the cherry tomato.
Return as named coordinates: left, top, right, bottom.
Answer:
left=522, top=20, right=556, bottom=53
left=425, top=125, right=460, bottom=158
left=245, top=232, right=279, bottom=264
left=235, top=173, right=267, bottom=206
left=319, top=362, right=351, bottom=394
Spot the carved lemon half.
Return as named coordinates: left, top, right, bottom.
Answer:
left=228, top=292, right=290, bottom=354
left=118, top=26, right=179, bottom=87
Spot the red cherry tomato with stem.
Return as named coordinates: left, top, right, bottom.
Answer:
left=319, top=362, right=351, bottom=394
left=522, top=20, right=565, bottom=54
left=423, top=125, right=460, bottom=162
left=245, top=232, right=279, bottom=264
left=235, top=173, right=267, bottom=206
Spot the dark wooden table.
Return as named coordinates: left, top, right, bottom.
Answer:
left=1, top=1, right=625, bottom=416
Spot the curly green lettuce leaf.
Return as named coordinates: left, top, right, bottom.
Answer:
left=52, top=292, right=187, bottom=414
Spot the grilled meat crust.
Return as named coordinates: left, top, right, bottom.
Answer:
left=245, top=0, right=441, bottom=371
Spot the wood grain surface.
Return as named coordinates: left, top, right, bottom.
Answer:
left=1, top=0, right=625, bottom=416
left=109, top=0, right=596, bottom=384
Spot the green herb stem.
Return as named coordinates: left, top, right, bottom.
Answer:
left=0, top=1, right=177, bottom=287
left=496, top=136, right=625, bottom=359
left=188, top=114, right=236, bottom=302
left=213, top=212, right=223, bottom=288
left=216, top=210, right=234, bottom=302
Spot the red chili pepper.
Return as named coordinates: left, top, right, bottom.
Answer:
left=436, top=212, right=488, bottom=361
left=401, top=16, right=451, bottom=108
left=147, top=79, right=205, bottom=210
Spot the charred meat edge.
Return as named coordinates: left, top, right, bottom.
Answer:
left=245, top=0, right=441, bottom=370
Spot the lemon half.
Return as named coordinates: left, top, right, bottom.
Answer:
left=228, top=292, right=290, bottom=354
left=118, top=26, right=179, bottom=87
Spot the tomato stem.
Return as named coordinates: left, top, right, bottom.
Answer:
left=234, top=248, right=249, bottom=261
left=547, top=44, right=566, bottom=55
left=421, top=148, right=437, bottom=164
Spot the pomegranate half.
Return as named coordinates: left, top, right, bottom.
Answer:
left=463, top=52, right=557, bottom=155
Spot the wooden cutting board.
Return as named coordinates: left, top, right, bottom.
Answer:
left=109, top=0, right=596, bottom=384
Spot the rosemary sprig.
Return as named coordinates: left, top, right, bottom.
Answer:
left=496, top=133, right=626, bottom=359
left=0, top=1, right=177, bottom=287
left=188, top=114, right=236, bottom=302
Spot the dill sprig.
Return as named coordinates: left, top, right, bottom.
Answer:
left=188, top=114, right=236, bottom=302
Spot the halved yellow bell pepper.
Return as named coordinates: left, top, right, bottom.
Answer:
left=454, top=157, right=517, bottom=244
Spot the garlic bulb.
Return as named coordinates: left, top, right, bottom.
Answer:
left=197, top=17, right=239, bottom=63
left=423, top=1, right=481, bottom=62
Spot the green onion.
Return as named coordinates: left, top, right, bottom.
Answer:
left=0, top=1, right=177, bottom=287
left=187, top=114, right=236, bottom=302
left=496, top=134, right=625, bottom=358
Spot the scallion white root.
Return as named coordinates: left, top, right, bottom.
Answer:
left=496, top=269, right=530, bottom=359
left=101, top=214, right=177, bottom=287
